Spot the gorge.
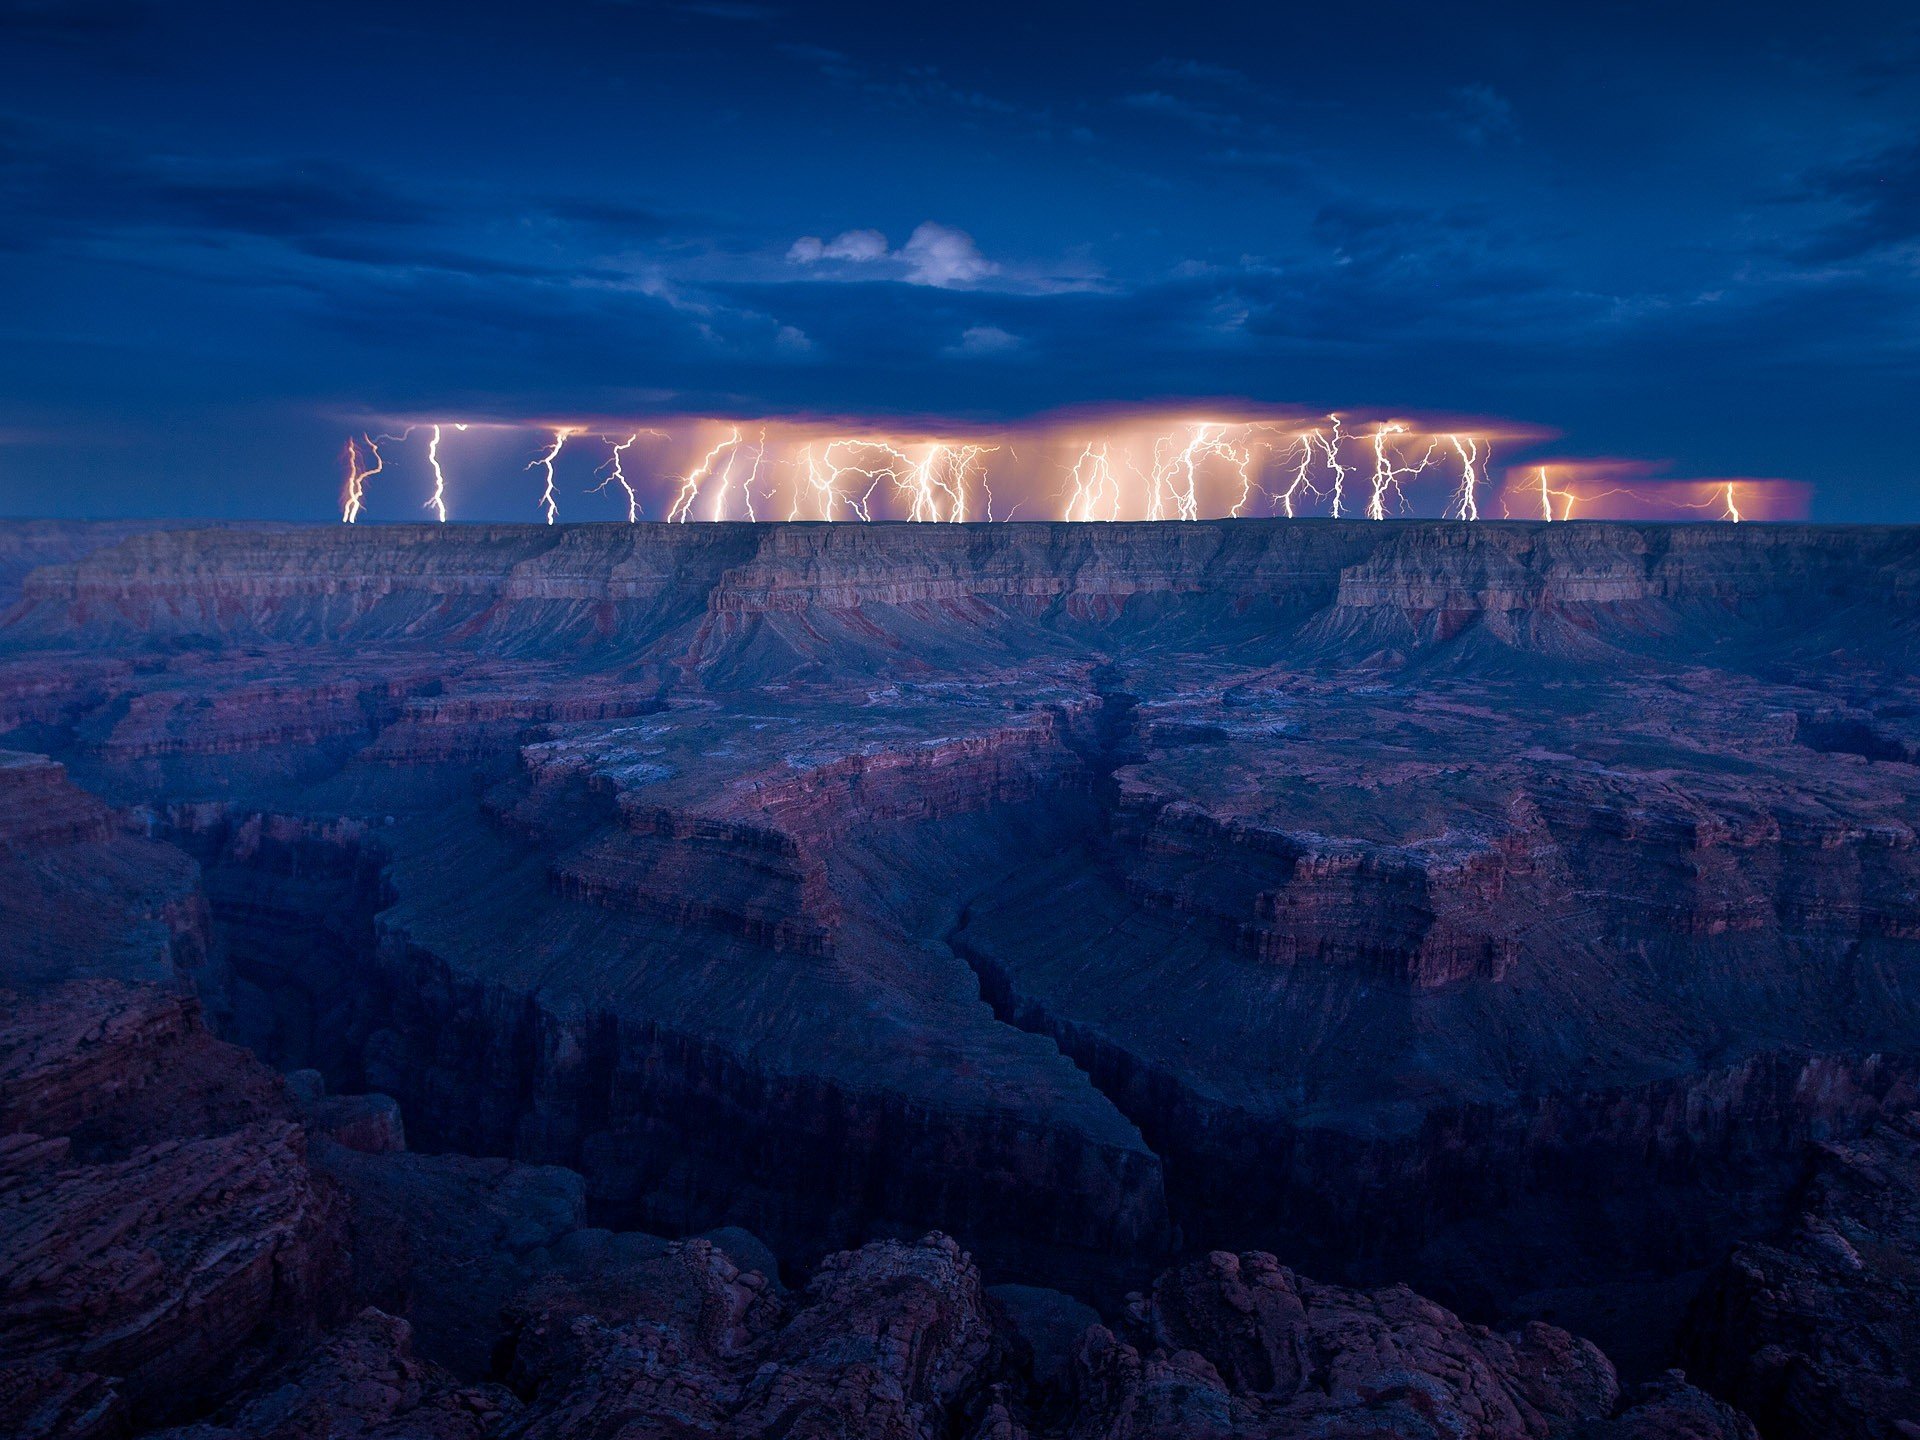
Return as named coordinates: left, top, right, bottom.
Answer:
left=2, top=518, right=1917, bottom=1439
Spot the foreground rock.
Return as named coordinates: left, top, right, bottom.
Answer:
left=0, top=983, right=344, bottom=1434
left=0, top=972, right=1758, bottom=1439
left=148, top=1308, right=514, bottom=1440
left=1686, top=1110, right=1920, bottom=1440
left=1052, top=1249, right=1752, bottom=1440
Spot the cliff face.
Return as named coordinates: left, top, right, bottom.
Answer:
left=1684, top=1111, right=1920, bottom=1440
left=2, top=519, right=1918, bottom=1413
left=0, top=935, right=1752, bottom=1440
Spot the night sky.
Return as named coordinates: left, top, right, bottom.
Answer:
left=1, top=0, right=1916, bottom=520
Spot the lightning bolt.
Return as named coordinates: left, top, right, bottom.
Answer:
left=340, top=434, right=387, bottom=524
left=1367, top=423, right=1440, bottom=521
left=791, top=443, right=841, bottom=521
left=1447, top=435, right=1485, bottom=522
left=710, top=428, right=768, bottom=522
left=1065, top=442, right=1121, bottom=521
left=1322, top=416, right=1353, bottom=518
left=527, top=428, right=575, bottom=525
left=1534, top=466, right=1588, bottom=521
left=424, top=424, right=453, bottom=523
left=669, top=428, right=741, bottom=523
left=592, top=434, right=642, bottom=522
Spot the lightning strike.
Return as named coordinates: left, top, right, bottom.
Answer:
left=1447, top=435, right=1485, bottom=522
left=528, top=428, right=575, bottom=525
left=593, top=434, right=643, bottom=523
left=340, top=434, right=386, bottom=524
left=1367, top=423, right=1440, bottom=521
left=1066, top=442, right=1122, bottom=521
left=425, top=425, right=450, bottom=523
left=1322, top=416, right=1353, bottom=519
left=669, top=428, right=742, bottom=523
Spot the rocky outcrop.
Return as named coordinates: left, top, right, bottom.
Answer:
left=1025, top=1248, right=1752, bottom=1440
left=10, top=521, right=1914, bottom=661
left=0, top=751, right=114, bottom=850
left=0, top=982, right=283, bottom=1146
left=0, top=961, right=1769, bottom=1440
left=0, top=1123, right=343, bottom=1413
left=147, top=1308, right=515, bottom=1440
left=0, top=754, right=213, bottom=997
left=1062, top=1249, right=1607, bottom=1439
left=1584, top=1374, right=1759, bottom=1440
left=1684, top=1110, right=1920, bottom=1440
left=0, top=984, right=345, bottom=1427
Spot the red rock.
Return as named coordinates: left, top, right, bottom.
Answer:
left=0, top=981, right=286, bottom=1148
left=0, top=1120, right=343, bottom=1419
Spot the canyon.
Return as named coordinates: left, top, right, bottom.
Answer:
left=1, top=518, right=1916, bottom=1438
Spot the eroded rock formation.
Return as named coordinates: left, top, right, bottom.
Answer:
left=1, top=518, right=1917, bottom=1435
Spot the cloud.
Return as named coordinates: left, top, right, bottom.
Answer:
left=786, top=227, right=889, bottom=263
left=899, top=221, right=995, bottom=287
left=786, top=221, right=996, bottom=288
left=947, top=324, right=1023, bottom=356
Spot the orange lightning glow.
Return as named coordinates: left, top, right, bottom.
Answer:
left=330, top=410, right=1789, bottom=524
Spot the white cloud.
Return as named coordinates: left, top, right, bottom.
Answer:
left=899, top=221, right=996, bottom=287
left=785, top=221, right=997, bottom=288
left=787, top=227, right=889, bottom=264
left=948, top=324, right=1023, bottom=356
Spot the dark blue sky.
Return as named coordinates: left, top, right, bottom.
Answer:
left=1, top=0, right=1916, bottom=519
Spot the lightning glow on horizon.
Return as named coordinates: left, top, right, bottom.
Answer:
left=334, top=411, right=1787, bottom=525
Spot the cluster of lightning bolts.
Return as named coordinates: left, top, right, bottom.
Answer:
left=339, top=417, right=1745, bottom=525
